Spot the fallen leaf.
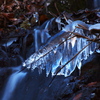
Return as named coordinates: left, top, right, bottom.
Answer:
left=39, top=14, right=48, bottom=24
left=1, top=13, right=14, bottom=19
left=86, top=82, right=98, bottom=87
left=73, top=93, right=82, bottom=100
left=20, top=19, right=31, bottom=29
left=0, top=28, right=3, bottom=32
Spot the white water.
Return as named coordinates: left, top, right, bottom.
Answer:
left=2, top=71, right=27, bottom=100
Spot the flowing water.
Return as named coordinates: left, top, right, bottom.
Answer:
left=2, top=69, right=27, bottom=100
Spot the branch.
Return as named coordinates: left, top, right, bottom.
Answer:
left=70, top=31, right=100, bottom=43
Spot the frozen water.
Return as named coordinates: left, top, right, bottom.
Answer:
left=2, top=38, right=17, bottom=47
left=22, top=19, right=100, bottom=77
left=52, top=50, right=62, bottom=76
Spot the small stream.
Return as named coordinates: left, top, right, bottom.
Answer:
left=2, top=67, right=27, bottom=100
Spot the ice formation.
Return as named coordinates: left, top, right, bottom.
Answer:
left=23, top=18, right=100, bottom=77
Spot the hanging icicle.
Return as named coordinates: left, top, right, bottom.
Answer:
left=22, top=17, right=100, bottom=77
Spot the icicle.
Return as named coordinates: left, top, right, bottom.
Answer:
left=90, top=35, right=96, bottom=53
left=40, top=30, right=51, bottom=44
left=81, top=38, right=88, bottom=60
left=38, top=65, right=43, bottom=75
left=73, top=57, right=78, bottom=71
left=76, top=38, right=82, bottom=52
left=46, top=51, right=54, bottom=77
left=76, top=38, right=83, bottom=61
left=72, top=38, right=77, bottom=57
left=40, top=30, right=44, bottom=44
left=71, top=36, right=77, bottom=48
left=34, top=29, right=40, bottom=52
left=86, top=40, right=90, bottom=57
left=52, top=50, right=62, bottom=76
left=77, top=59, right=82, bottom=75
left=65, top=63, right=72, bottom=76
left=63, top=41, right=67, bottom=50
left=61, top=41, right=69, bottom=66
left=67, top=40, right=72, bottom=60
left=64, top=65, right=69, bottom=77
left=88, top=35, right=94, bottom=55
left=37, top=56, right=47, bottom=74
left=53, top=47, right=58, bottom=54
left=91, top=42, right=96, bottom=52
left=31, top=62, right=38, bottom=71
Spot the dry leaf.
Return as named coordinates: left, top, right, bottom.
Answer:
left=73, top=93, right=82, bottom=100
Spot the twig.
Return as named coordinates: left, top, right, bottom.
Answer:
left=63, top=13, right=68, bottom=23
left=48, top=11, right=57, bottom=17
left=77, top=24, right=89, bottom=30
left=70, top=31, right=91, bottom=40
left=54, top=3, right=60, bottom=15
left=70, top=31, right=100, bottom=43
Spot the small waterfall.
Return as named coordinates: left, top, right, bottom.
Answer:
left=93, top=0, right=100, bottom=8
left=2, top=70, right=27, bottom=100
left=86, top=0, right=100, bottom=9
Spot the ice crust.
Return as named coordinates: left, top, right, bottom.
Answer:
left=23, top=18, right=99, bottom=77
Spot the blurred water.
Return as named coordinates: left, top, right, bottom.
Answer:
left=86, top=0, right=100, bottom=9
left=2, top=71, right=26, bottom=100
